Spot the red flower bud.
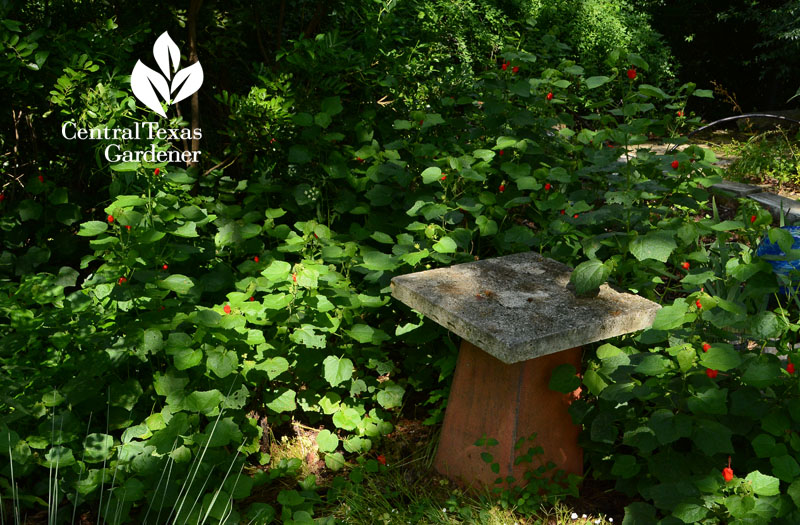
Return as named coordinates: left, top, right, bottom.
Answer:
left=512, top=66, right=519, bottom=74
left=0, top=194, right=4, bottom=202
left=681, top=261, right=690, bottom=270
left=292, top=273, right=297, bottom=283
left=722, top=456, right=734, bottom=481
left=107, top=215, right=114, bottom=223
left=499, top=184, right=505, bottom=193
left=377, top=454, right=386, bottom=465
left=706, top=368, right=718, bottom=379
left=499, top=150, right=504, bottom=156
left=419, top=120, right=424, bottom=126
left=118, top=277, right=127, bottom=285
left=154, top=168, right=160, bottom=176
left=722, top=467, right=734, bottom=482
left=125, top=225, right=131, bottom=230
left=254, top=256, right=259, bottom=263
left=38, top=175, right=44, bottom=183
left=627, top=68, right=637, bottom=80
left=162, top=264, right=168, bottom=270
left=501, top=62, right=508, bottom=71
left=702, top=342, right=711, bottom=352
left=440, top=175, right=447, bottom=181
left=544, top=183, right=552, bottom=191
left=696, top=299, right=702, bottom=309
left=223, top=304, right=231, bottom=314
left=671, top=160, right=679, bottom=170
left=250, top=296, right=255, bottom=301
left=788, top=363, right=796, bottom=374
left=560, top=209, right=565, bottom=215
left=573, top=214, right=579, bottom=219
left=546, top=92, right=553, bottom=101
left=677, top=111, right=684, bottom=117
left=750, top=215, right=757, bottom=223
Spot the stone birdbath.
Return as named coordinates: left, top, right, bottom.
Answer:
left=390, top=251, right=661, bottom=487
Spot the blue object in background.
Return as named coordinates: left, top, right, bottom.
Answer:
left=756, top=226, right=800, bottom=293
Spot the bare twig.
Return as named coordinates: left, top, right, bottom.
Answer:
left=202, top=155, right=239, bottom=177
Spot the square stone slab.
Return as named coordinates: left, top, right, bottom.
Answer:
left=391, top=251, right=661, bottom=364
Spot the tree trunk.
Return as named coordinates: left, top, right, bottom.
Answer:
left=187, top=0, right=203, bottom=170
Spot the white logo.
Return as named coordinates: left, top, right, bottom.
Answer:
left=131, top=31, right=203, bottom=118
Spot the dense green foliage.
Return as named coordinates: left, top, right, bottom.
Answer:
left=3, top=1, right=800, bottom=524
left=524, top=0, right=675, bottom=83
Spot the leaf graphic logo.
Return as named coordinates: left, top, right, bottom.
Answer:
left=131, top=32, right=203, bottom=118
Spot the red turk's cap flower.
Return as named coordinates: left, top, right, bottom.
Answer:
left=107, top=215, right=114, bottom=223
left=154, top=168, right=160, bottom=176
left=292, top=273, right=297, bottom=283
left=627, top=68, right=637, bottom=80
left=696, top=299, right=702, bottom=309
left=702, top=342, right=711, bottom=352
left=723, top=467, right=734, bottom=482
left=501, top=62, right=508, bottom=71
left=162, top=264, right=168, bottom=270
left=440, top=175, right=447, bottom=180
left=499, top=150, right=504, bottom=156
left=419, top=120, right=424, bottom=126
left=38, top=175, right=44, bottom=183
left=118, top=277, right=127, bottom=285
left=125, top=225, right=131, bottom=230
left=671, top=160, right=679, bottom=169
left=356, top=157, right=363, bottom=162
left=376, top=454, right=386, bottom=465
left=499, top=184, right=505, bottom=193
left=573, top=214, right=579, bottom=219
left=722, top=456, right=734, bottom=481
left=788, top=363, right=796, bottom=374
left=546, top=92, right=553, bottom=101
left=560, top=209, right=565, bottom=215
left=254, top=256, right=259, bottom=263
left=681, top=261, right=690, bottom=270
left=706, top=368, right=718, bottom=379
left=223, top=304, right=231, bottom=314
left=0, top=194, right=4, bottom=202
left=512, top=66, right=519, bottom=74
left=677, top=111, right=684, bottom=117
left=751, top=215, right=757, bottom=223
left=250, top=296, right=255, bottom=301
left=544, top=183, right=552, bottom=191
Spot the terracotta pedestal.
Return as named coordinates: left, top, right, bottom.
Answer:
left=434, top=340, right=583, bottom=487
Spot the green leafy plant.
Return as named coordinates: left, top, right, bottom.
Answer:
left=475, top=434, right=581, bottom=515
